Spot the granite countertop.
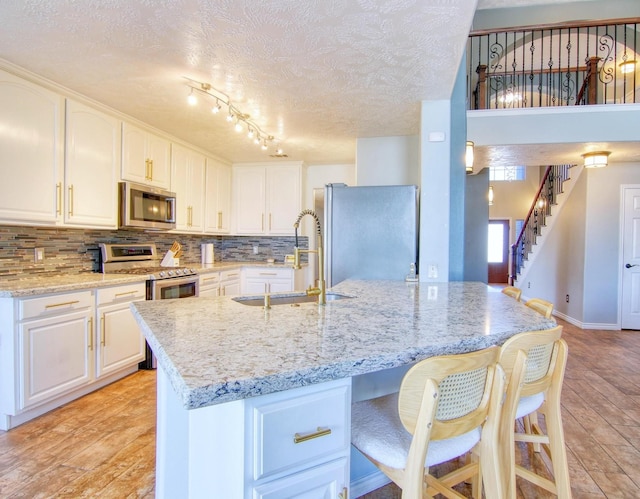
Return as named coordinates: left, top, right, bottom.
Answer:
left=0, top=261, right=298, bottom=297
left=130, top=280, right=557, bottom=411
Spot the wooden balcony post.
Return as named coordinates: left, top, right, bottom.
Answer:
left=587, top=56, right=600, bottom=105
left=476, top=65, right=487, bottom=110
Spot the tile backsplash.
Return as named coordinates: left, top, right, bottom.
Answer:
left=0, top=225, right=307, bottom=280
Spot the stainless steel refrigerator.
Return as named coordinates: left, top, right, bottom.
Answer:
left=313, top=184, right=419, bottom=287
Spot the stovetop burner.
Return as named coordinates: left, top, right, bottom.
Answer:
left=99, top=243, right=198, bottom=280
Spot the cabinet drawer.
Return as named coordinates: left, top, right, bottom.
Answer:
left=248, top=380, right=350, bottom=481
left=220, top=269, right=241, bottom=282
left=243, top=267, right=292, bottom=279
left=199, top=273, right=220, bottom=287
left=19, top=290, right=94, bottom=320
left=96, top=282, right=146, bottom=305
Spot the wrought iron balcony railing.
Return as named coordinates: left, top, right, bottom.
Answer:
left=467, top=18, right=639, bottom=110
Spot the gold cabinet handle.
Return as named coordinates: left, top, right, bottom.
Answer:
left=45, top=300, right=80, bottom=309
left=145, top=159, right=149, bottom=180
left=201, top=277, right=218, bottom=284
left=68, top=184, right=74, bottom=216
left=259, top=272, right=278, bottom=276
left=217, top=211, right=222, bottom=229
left=261, top=213, right=264, bottom=231
left=149, top=159, right=154, bottom=180
left=293, top=427, right=332, bottom=444
left=56, top=182, right=62, bottom=215
left=100, top=314, right=106, bottom=346
left=339, top=487, right=348, bottom=499
left=115, top=290, right=137, bottom=298
left=88, top=317, right=94, bottom=351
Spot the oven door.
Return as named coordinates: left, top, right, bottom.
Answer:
left=150, top=276, right=199, bottom=300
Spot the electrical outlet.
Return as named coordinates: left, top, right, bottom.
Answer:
left=427, top=264, right=438, bottom=279
left=566, top=294, right=570, bottom=303
left=34, top=247, right=44, bottom=262
left=527, top=281, right=531, bottom=289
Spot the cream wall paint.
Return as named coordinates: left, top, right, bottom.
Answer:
left=355, top=136, right=419, bottom=186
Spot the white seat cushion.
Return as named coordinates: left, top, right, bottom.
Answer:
left=351, top=393, right=481, bottom=470
left=515, top=392, right=545, bottom=420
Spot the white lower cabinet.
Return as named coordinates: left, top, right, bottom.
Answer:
left=199, top=273, right=220, bottom=297
left=96, top=283, right=146, bottom=378
left=0, top=284, right=146, bottom=430
left=245, top=378, right=351, bottom=498
left=220, top=270, right=241, bottom=296
left=18, top=291, right=94, bottom=410
left=242, top=267, right=294, bottom=294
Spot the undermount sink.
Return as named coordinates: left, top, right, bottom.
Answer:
left=232, top=292, right=353, bottom=306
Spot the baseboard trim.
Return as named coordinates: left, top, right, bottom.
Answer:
left=350, top=470, right=391, bottom=498
left=553, top=311, right=620, bottom=331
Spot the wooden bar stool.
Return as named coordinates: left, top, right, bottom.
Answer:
left=502, top=286, right=522, bottom=301
left=351, top=346, right=510, bottom=498
left=525, top=297, right=554, bottom=318
left=498, top=325, right=571, bottom=498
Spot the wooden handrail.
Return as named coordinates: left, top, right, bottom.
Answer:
left=512, top=166, right=552, bottom=253
left=469, top=17, right=640, bottom=37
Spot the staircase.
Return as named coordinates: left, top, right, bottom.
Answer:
left=510, top=164, right=581, bottom=285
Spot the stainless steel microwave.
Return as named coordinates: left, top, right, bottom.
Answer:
left=119, top=181, right=176, bottom=230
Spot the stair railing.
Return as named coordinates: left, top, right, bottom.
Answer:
left=510, top=165, right=572, bottom=284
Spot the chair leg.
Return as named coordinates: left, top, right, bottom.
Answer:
left=545, top=399, right=571, bottom=499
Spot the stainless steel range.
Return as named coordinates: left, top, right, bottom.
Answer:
left=100, top=243, right=199, bottom=300
left=100, top=242, right=199, bottom=369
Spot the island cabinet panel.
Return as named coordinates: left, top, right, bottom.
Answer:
left=245, top=378, right=351, bottom=492
left=0, top=68, right=64, bottom=225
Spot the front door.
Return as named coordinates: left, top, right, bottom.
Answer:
left=621, top=187, right=640, bottom=329
left=488, top=220, right=510, bottom=284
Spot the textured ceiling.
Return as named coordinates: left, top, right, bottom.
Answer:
left=0, top=0, right=606, bottom=165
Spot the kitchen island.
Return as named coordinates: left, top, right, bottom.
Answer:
left=131, top=280, right=556, bottom=498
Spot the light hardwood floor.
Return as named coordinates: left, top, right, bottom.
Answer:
left=2, top=318, right=640, bottom=498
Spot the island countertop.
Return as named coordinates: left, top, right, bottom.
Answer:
left=130, top=280, right=556, bottom=411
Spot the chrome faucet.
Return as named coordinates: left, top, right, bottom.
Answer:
left=293, top=209, right=326, bottom=305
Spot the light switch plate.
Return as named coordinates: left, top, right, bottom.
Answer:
left=34, top=247, right=44, bottom=262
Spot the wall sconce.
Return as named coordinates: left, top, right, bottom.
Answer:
left=465, top=141, right=474, bottom=173
left=488, top=185, right=494, bottom=206
left=582, top=151, right=610, bottom=168
left=619, top=60, right=637, bottom=74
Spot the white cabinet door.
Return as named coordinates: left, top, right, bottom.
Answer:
left=64, top=99, right=119, bottom=228
left=220, top=271, right=241, bottom=296
left=205, top=158, right=231, bottom=234
left=19, top=310, right=93, bottom=409
left=242, top=268, right=294, bottom=294
left=251, top=458, right=349, bottom=499
left=199, top=273, right=220, bottom=297
left=234, top=166, right=266, bottom=234
left=0, top=69, right=64, bottom=224
left=97, top=300, right=145, bottom=378
left=233, top=163, right=301, bottom=235
left=243, top=280, right=268, bottom=294
left=267, top=165, right=301, bottom=235
left=122, top=122, right=171, bottom=189
left=172, top=144, right=205, bottom=232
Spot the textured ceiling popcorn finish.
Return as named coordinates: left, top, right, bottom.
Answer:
left=0, top=0, right=608, bottom=165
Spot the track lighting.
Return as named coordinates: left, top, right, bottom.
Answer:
left=183, top=77, right=279, bottom=155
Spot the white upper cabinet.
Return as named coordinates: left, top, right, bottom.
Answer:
left=0, top=69, right=64, bottom=224
left=233, top=163, right=302, bottom=235
left=204, top=157, right=232, bottom=234
left=64, top=99, right=119, bottom=228
left=121, top=122, right=171, bottom=189
left=171, top=144, right=205, bottom=233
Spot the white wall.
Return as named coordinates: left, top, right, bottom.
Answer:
left=355, top=136, right=419, bottom=186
